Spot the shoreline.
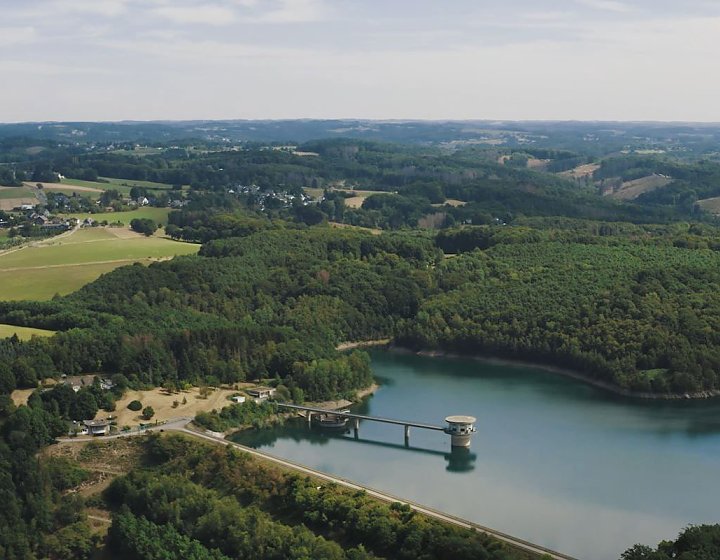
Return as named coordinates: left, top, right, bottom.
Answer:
left=388, top=346, right=720, bottom=401
left=336, top=339, right=392, bottom=351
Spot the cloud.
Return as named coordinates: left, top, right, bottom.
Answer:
left=240, top=0, right=329, bottom=23
left=152, top=5, right=238, bottom=25
left=58, top=0, right=131, bottom=17
left=574, top=0, right=632, bottom=13
left=0, top=26, right=37, bottom=47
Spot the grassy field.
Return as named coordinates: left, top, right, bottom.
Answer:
left=60, top=207, right=173, bottom=225
left=0, top=226, right=199, bottom=300
left=0, top=323, right=55, bottom=340
left=59, top=176, right=177, bottom=197
left=697, top=197, right=720, bottom=214
left=559, top=163, right=600, bottom=179
left=0, top=186, right=34, bottom=199
left=610, top=174, right=672, bottom=201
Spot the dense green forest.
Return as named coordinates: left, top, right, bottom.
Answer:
left=621, top=525, right=720, bottom=560
left=4, top=218, right=720, bottom=398
left=105, top=434, right=533, bottom=560
left=3, top=126, right=720, bottom=558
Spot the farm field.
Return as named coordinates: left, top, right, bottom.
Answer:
left=0, top=323, right=55, bottom=340
left=0, top=186, right=37, bottom=210
left=32, top=182, right=104, bottom=197
left=60, top=207, right=173, bottom=225
left=99, top=385, right=251, bottom=428
left=609, top=174, right=672, bottom=200
left=696, top=196, right=720, bottom=214
left=55, top=176, right=182, bottom=199
left=559, top=162, right=600, bottom=179
left=0, top=186, right=34, bottom=199
left=0, top=226, right=199, bottom=300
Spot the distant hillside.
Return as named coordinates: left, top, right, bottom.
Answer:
left=1, top=120, right=720, bottom=156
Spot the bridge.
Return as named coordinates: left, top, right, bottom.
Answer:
left=276, top=403, right=477, bottom=447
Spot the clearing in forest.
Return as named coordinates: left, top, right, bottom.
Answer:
left=100, top=386, right=251, bottom=428
left=696, top=196, right=720, bottom=214
left=559, top=163, right=600, bottom=179
left=609, top=174, right=672, bottom=200
left=0, top=323, right=55, bottom=340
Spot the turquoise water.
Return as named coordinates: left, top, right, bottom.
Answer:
left=232, top=351, right=720, bottom=560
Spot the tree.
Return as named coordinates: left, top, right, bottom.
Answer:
left=130, top=218, right=157, bottom=236
left=70, top=390, right=98, bottom=421
left=0, top=362, right=16, bottom=394
left=127, top=400, right=142, bottom=411
left=142, top=406, right=155, bottom=420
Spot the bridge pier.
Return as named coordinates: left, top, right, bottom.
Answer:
left=277, top=403, right=476, bottom=449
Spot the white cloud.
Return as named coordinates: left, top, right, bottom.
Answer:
left=242, top=0, right=329, bottom=23
left=574, top=0, right=632, bottom=13
left=152, top=5, right=238, bottom=25
left=58, top=0, right=131, bottom=17
left=0, top=26, right=37, bottom=47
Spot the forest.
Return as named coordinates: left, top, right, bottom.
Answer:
left=3, top=127, right=720, bottom=559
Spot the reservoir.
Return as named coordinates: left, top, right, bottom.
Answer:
left=232, top=351, right=720, bottom=560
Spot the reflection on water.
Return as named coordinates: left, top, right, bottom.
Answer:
left=233, top=419, right=477, bottom=473
left=232, top=351, right=720, bottom=560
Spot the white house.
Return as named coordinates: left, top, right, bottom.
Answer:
left=231, top=395, right=246, bottom=404
left=246, top=387, right=276, bottom=402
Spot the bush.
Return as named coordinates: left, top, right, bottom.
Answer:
left=127, top=400, right=142, bottom=411
left=142, top=406, right=155, bottom=420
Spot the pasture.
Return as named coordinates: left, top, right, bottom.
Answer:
left=0, top=186, right=34, bottom=199
left=0, top=323, right=55, bottom=340
left=59, top=176, right=179, bottom=197
left=0, top=186, right=37, bottom=210
left=559, top=163, right=600, bottom=179
left=0, top=226, right=199, bottom=301
left=610, top=174, right=672, bottom=201
left=697, top=196, right=720, bottom=214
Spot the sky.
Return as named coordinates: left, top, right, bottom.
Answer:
left=2, top=0, right=720, bottom=122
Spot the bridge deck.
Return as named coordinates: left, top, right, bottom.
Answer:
left=276, top=403, right=445, bottom=431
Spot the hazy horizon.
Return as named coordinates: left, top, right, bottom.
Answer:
left=4, top=0, right=720, bottom=122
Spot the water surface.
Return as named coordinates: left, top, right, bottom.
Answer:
left=233, top=351, right=720, bottom=560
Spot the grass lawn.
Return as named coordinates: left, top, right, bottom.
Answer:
left=0, top=323, right=55, bottom=340
left=0, top=227, right=199, bottom=300
left=60, top=207, right=173, bottom=225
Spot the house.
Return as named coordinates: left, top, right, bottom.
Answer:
left=246, top=387, right=276, bottom=402
left=83, top=419, right=110, bottom=436
left=100, top=379, right=115, bottom=391
left=231, top=395, right=246, bottom=404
